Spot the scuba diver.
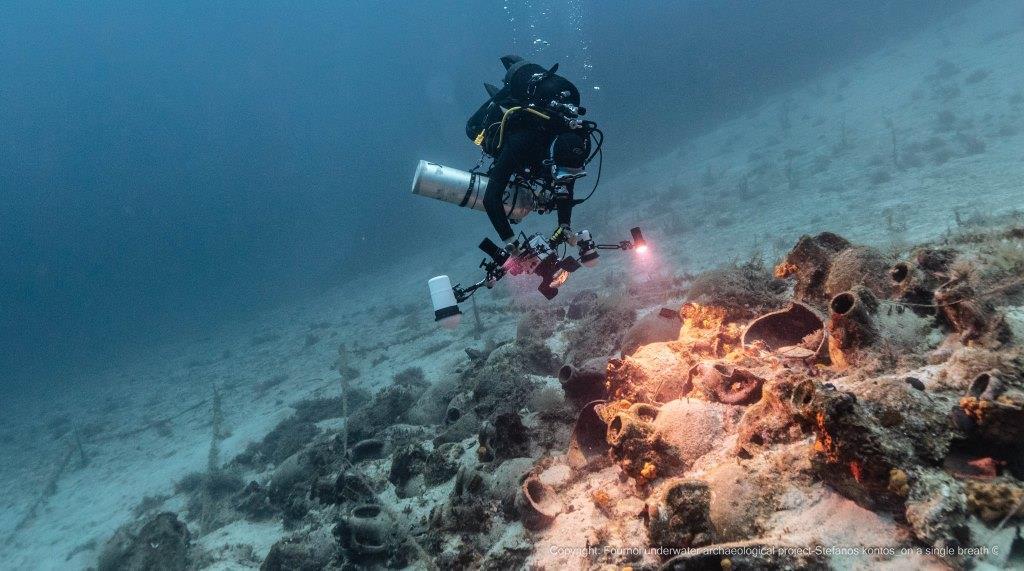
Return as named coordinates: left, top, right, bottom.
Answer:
left=413, top=55, right=648, bottom=321
left=465, top=55, right=596, bottom=255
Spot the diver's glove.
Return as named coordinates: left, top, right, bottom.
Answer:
left=551, top=224, right=577, bottom=246
left=552, top=168, right=585, bottom=185
left=503, top=238, right=523, bottom=258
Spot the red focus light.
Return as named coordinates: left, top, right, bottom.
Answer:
left=636, top=244, right=649, bottom=254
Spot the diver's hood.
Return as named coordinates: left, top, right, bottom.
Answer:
left=500, top=54, right=523, bottom=70
left=504, top=62, right=546, bottom=88
left=500, top=55, right=539, bottom=85
left=493, top=55, right=575, bottom=105
left=500, top=55, right=558, bottom=101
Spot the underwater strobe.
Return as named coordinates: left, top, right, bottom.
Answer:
left=428, top=276, right=462, bottom=330
left=426, top=226, right=647, bottom=327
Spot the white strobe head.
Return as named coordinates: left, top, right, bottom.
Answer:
left=428, top=275, right=462, bottom=329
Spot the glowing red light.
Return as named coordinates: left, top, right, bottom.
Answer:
left=636, top=244, right=649, bottom=254
left=550, top=269, right=570, bottom=287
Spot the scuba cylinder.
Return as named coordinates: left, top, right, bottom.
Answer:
left=411, top=160, right=535, bottom=222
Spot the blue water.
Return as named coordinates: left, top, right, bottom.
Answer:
left=0, top=0, right=964, bottom=386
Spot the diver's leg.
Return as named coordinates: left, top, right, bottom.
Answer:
left=483, top=133, right=531, bottom=243
left=483, top=154, right=516, bottom=243
left=555, top=179, right=575, bottom=228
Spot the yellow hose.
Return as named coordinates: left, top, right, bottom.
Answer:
left=493, top=106, right=549, bottom=152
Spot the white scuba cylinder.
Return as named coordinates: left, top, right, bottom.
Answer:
left=428, top=275, right=462, bottom=329
left=412, top=160, right=535, bottom=222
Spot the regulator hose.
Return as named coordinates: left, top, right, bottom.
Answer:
left=495, top=106, right=551, bottom=154
left=575, top=127, right=603, bottom=205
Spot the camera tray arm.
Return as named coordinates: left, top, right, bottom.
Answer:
left=595, top=227, right=647, bottom=251
left=452, top=257, right=506, bottom=303
left=450, top=227, right=645, bottom=303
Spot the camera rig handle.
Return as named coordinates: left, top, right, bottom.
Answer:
left=452, top=259, right=504, bottom=303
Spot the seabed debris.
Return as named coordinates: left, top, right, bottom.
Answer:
left=90, top=219, right=1024, bottom=570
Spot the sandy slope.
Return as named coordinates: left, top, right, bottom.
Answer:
left=1, top=1, right=1023, bottom=568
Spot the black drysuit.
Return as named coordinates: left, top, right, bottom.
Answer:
left=464, top=81, right=577, bottom=246
left=481, top=128, right=574, bottom=242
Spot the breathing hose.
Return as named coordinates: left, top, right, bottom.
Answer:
left=494, top=106, right=551, bottom=153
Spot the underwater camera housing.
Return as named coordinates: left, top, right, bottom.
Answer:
left=428, top=227, right=647, bottom=326
left=496, top=233, right=583, bottom=300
